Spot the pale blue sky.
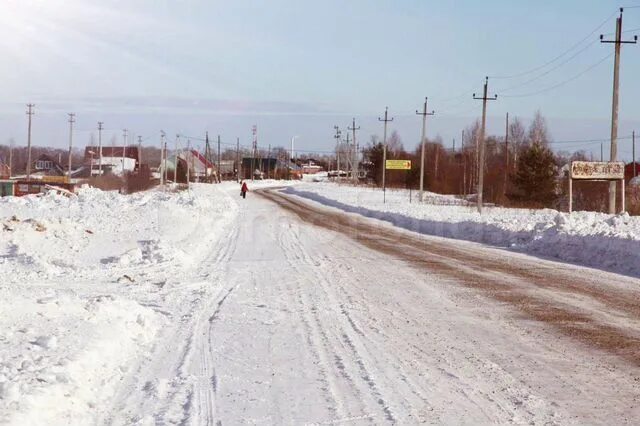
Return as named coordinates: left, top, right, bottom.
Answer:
left=2, top=0, right=640, bottom=159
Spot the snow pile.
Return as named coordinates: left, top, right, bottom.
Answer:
left=0, top=184, right=237, bottom=283
left=284, top=183, right=640, bottom=277
left=0, top=183, right=239, bottom=424
left=0, top=291, right=163, bottom=425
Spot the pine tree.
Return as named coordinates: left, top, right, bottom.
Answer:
left=511, top=142, right=558, bottom=206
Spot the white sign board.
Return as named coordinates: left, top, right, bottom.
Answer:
left=571, top=161, right=625, bottom=180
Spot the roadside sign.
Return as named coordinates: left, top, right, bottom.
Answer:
left=568, top=161, right=626, bottom=213
left=386, top=160, right=411, bottom=170
left=571, top=161, right=625, bottom=180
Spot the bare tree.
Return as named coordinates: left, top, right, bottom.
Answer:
left=527, top=110, right=550, bottom=147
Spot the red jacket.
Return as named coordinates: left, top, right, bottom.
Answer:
left=241, top=182, right=248, bottom=192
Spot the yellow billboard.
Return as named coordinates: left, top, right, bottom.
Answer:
left=385, top=160, right=411, bottom=170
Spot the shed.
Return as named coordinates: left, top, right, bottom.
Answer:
left=0, top=180, right=14, bottom=197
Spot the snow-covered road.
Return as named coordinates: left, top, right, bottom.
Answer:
left=3, top=184, right=640, bottom=425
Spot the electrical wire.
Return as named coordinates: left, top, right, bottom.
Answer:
left=501, top=52, right=613, bottom=98
left=489, top=11, right=616, bottom=80
left=497, top=40, right=597, bottom=93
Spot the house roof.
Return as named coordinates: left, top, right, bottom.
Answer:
left=85, top=146, right=139, bottom=160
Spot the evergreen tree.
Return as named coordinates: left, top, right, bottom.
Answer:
left=511, top=142, right=558, bottom=206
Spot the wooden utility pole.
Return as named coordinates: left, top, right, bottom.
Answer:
left=601, top=7, right=637, bottom=213
left=378, top=107, right=394, bottom=203
left=204, top=132, right=211, bottom=181
left=137, top=135, right=143, bottom=170
left=333, top=126, right=342, bottom=175
left=267, top=144, right=271, bottom=180
left=504, top=112, right=509, bottom=198
left=334, top=126, right=342, bottom=174
left=251, top=125, right=257, bottom=182
left=186, top=139, right=191, bottom=188
left=634, top=130, right=637, bottom=177
left=174, top=134, right=179, bottom=183
left=26, top=104, right=35, bottom=179
left=160, top=131, right=166, bottom=186
left=122, top=129, right=128, bottom=175
left=462, top=130, right=466, bottom=196
left=217, top=135, right=221, bottom=183
left=67, top=113, right=75, bottom=179
left=348, top=118, right=360, bottom=183
left=473, top=77, right=497, bottom=213
left=416, top=98, right=435, bottom=202
left=97, top=122, right=104, bottom=177
left=236, top=137, right=240, bottom=182
left=8, top=139, right=13, bottom=178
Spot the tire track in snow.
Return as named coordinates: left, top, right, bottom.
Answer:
left=277, top=218, right=397, bottom=424
left=103, top=198, right=241, bottom=426
left=274, top=222, right=346, bottom=420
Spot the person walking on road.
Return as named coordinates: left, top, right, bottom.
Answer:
left=240, top=181, right=248, bottom=199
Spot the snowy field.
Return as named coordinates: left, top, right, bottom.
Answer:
left=285, top=182, right=640, bottom=277
left=0, top=184, right=238, bottom=424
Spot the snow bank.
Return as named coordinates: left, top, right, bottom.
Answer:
left=284, top=183, right=640, bottom=277
left=0, top=184, right=237, bottom=283
left=0, top=183, right=238, bottom=424
left=0, top=291, right=163, bottom=425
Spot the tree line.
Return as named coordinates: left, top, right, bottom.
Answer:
left=362, top=111, right=637, bottom=213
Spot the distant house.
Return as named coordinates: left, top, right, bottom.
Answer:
left=300, top=161, right=323, bottom=174
left=179, top=149, right=216, bottom=180
left=85, top=146, right=139, bottom=176
left=32, top=154, right=65, bottom=177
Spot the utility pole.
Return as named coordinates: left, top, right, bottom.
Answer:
left=8, top=139, right=13, bottom=178
left=601, top=7, right=637, bottom=213
left=137, top=135, right=143, bottom=171
left=122, top=129, right=128, bottom=174
left=267, top=144, right=271, bottom=179
left=204, top=132, right=212, bottom=181
left=67, top=113, right=75, bottom=179
left=344, top=132, right=351, bottom=177
left=174, top=134, right=179, bottom=183
left=251, top=125, right=257, bottom=182
left=348, top=118, right=360, bottom=183
left=186, top=139, right=191, bottom=188
left=26, top=104, right=35, bottom=180
left=379, top=107, right=394, bottom=203
left=289, top=136, right=298, bottom=180
left=217, top=135, right=221, bottom=183
left=236, top=137, right=240, bottom=182
left=462, top=129, right=466, bottom=196
left=333, top=126, right=342, bottom=176
left=416, top=98, right=435, bottom=201
left=160, top=131, right=166, bottom=186
left=473, top=77, right=498, bottom=213
left=97, top=122, right=104, bottom=177
left=504, top=112, right=509, bottom=198
left=334, top=126, right=342, bottom=174
left=634, top=130, right=637, bottom=177
left=601, top=143, right=604, bottom=161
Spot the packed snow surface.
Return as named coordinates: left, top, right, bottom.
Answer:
left=285, top=182, right=640, bottom=277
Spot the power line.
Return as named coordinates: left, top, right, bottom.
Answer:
left=497, top=40, right=598, bottom=93
left=490, top=11, right=616, bottom=79
left=501, top=52, right=613, bottom=98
